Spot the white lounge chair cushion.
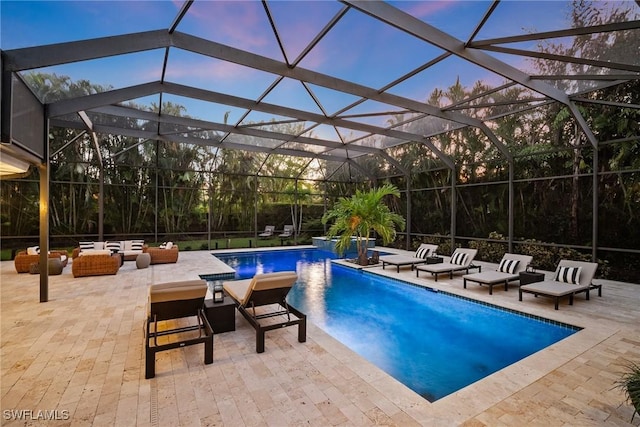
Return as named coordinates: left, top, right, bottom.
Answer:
left=555, top=266, right=581, bottom=285
left=224, top=271, right=297, bottom=307
left=149, top=279, right=207, bottom=304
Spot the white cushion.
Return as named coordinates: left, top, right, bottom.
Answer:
left=27, top=246, right=40, bottom=255
left=93, top=242, right=106, bottom=250
left=121, top=250, right=141, bottom=256
left=122, top=240, right=133, bottom=251
left=556, top=266, right=581, bottom=285
left=165, top=241, right=173, bottom=250
left=79, top=249, right=112, bottom=256
left=498, top=259, right=519, bottom=274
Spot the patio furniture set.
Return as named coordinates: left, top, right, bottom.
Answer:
left=14, top=240, right=180, bottom=277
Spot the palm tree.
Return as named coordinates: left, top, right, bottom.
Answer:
left=322, top=183, right=406, bottom=265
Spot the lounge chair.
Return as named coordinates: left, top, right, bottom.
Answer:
left=258, top=225, right=275, bottom=238
left=415, top=248, right=479, bottom=281
left=223, top=271, right=306, bottom=353
left=519, top=259, right=600, bottom=310
left=462, top=253, right=533, bottom=295
left=279, top=225, right=294, bottom=238
left=144, top=279, right=213, bottom=379
left=379, top=243, right=438, bottom=273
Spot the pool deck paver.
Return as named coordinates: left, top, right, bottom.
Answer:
left=1, top=246, right=639, bottom=426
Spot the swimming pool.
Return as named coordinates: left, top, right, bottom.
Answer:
left=212, top=248, right=579, bottom=401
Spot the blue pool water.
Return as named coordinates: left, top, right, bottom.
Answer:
left=213, top=248, right=579, bottom=401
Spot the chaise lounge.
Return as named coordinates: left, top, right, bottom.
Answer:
left=379, top=243, right=438, bottom=273
left=223, top=271, right=306, bottom=353
left=463, top=253, right=533, bottom=295
left=519, top=259, right=600, bottom=310
left=258, top=225, right=275, bottom=238
left=415, top=248, right=479, bottom=281
left=279, top=225, right=294, bottom=238
left=144, top=279, right=213, bottom=378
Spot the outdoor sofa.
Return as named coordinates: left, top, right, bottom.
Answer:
left=415, top=248, right=479, bottom=281
left=519, top=259, right=600, bottom=310
left=72, top=251, right=121, bottom=277
left=462, top=253, right=533, bottom=295
left=72, top=240, right=146, bottom=261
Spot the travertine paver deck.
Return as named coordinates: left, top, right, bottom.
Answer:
left=1, top=247, right=639, bottom=426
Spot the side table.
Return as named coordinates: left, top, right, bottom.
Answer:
left=519, top=271, right=545, bottom=286
left=204, top=297, right=236, bottom=334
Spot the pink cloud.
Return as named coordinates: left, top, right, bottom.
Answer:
left=182, top=1, right=274, bottom=50
left=404, top=1, right=459, bottom=18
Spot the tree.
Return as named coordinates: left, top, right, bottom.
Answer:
left=322, top=183, right=406, bottom=265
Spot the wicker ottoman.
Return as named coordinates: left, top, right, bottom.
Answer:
left=28, top=258, right=64, bottom=275
left=136, top=253, right=151, bottom=269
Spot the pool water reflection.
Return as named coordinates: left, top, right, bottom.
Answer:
left=214, top=249, right=579, bottom=401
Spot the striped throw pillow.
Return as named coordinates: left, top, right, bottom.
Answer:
left=556, top=266, right=581, bottom=285
left=131, top=240, right=144, bottom=251
left=498, top=259, right=519, bottom=274
left=79, top=241, right=94, bottom=251
left=415, top=245, right=430, bottom=259
left=451, top=252, right=467, bottom=265
left=105, top=241, right=121, bottom=251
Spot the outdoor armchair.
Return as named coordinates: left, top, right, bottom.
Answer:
left=14, top=248, right=68, bottom=273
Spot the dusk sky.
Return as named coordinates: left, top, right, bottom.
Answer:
left=2, top=1, right=633, bottom=138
